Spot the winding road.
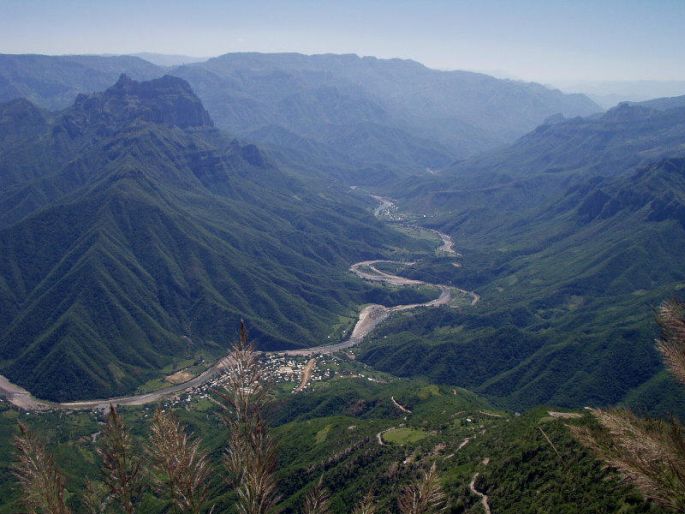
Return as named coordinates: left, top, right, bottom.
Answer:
left=470, top=472, right=492, bottom=514
left=0, top=196, right=478, bottom=411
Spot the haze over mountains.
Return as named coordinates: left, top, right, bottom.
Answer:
left=0, top=51, right=684, bottom=415
left=365, top=99, right=685, bottom=412
left=1, top=41, right=685, bottom=513
left=556, top=79, right=685, bottom=109
left=0, top=73, right=427, bottom=401
left=0, top=52, right=600, bottom=182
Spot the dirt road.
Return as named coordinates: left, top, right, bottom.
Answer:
left=391, top=395, right=412, bottom=414
left=470, top=472, right=492, bottom=514
left=282, top=259, right=459, bottom=357
left=349, top=260, right=423, bottom=286
left=294, top=358, right=316, bottom=392
left=0, top=259, right=456, bottom=410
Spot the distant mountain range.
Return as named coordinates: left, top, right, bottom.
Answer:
left=130, top=52, right=208, bottom=67
left=627, top=94, right=685, bottom=111
left=0, top=52, right=600, bottom=182
left=0, top=54, right=162, bottom=110
left=554, top=79, right=685, bottom=109
left=0, top=75, right=420, bottom=401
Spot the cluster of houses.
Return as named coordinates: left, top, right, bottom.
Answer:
left=157, top=353, right=353, bottom=409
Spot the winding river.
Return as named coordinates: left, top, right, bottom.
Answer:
left=0, top=197, right=477, bottom=411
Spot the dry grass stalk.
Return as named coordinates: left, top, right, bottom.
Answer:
left=657, top=299, right=685, bottom=385
left=571, top=300, right=685, bottom=512
left=223, top=418, right=279, bottom=514
left=13, top=422, right=71, bottom=514
left=97, top=405, right=143, bottom=514
left=217, top=321, right=279, bottom=514
left=572, top=299, right=685, bottom=511
left=149, top=409, right=212, bottom=513
left=303, top=477, right=331, bottom=514
left=398, top=462, right=447, bottom=514
left=352, top=490, right=378, bottom=514
left=572, top=408, right=685, bottom=511
left=216, top=321, right=269, bottom=422
left=538, top=426, right=562, bottom=461
left=82, top=480, right=109, bottom=514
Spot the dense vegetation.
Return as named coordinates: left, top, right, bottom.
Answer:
left=0, top=50, right=684, bottom=513
left=356, top=101, right=685, bottom=415
left=0, top=75, right=431, bottom=401
left=0, top=363, right=664, bottom=513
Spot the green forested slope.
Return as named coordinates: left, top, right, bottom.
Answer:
left=360, top=103, right=685, bottom=414
left=0, top=374, right=664, bottom=513
left=0, top=75, right=424, bottom=401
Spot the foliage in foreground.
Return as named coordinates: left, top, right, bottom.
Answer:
left=13, top=422, right=71, bottom=514
left=573, top=299, right=685, bottom=512
left=10, top=323, right=449, bottom=514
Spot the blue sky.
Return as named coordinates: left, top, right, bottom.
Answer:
left=1, top=0, right=683, bottom=81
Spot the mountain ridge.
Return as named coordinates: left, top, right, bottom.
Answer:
left=360, top=101, right=685, bottom=414
left=0, top=52, right=600, bottom=183
left=0, top=76, right=426, bottom=401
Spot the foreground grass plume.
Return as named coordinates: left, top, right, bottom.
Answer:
left=303, top=476, right=332, bottom=514
left=97, top=405, right=144, bottom=514
left=10, top=322, right=281, bottom=514
left=217, top=321, right=280, bottom=514
left=398, top=462, right=447, bottom=514
left=149, top=409, right=212, bottom=513
left=82, top=480, right=109, bottom=514
left=13, top=422, right=71, bottom=514
left=352, top=491, right=378, bottom=514
left=656, top=299, right=685, bottom=386
left=574, top=299, right=685, bottom=511
left=573, top=408, right=685, bottom=510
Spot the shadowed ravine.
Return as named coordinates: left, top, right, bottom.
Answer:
left=0, top=197, right=478, bottom=411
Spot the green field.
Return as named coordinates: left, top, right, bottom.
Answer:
left=382, top=427, right=428, bottom=444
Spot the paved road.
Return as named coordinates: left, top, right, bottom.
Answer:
left=0, top=355, right=234, bottom=411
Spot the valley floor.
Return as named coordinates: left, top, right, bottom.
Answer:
left=0, top=196, right=478, bottom=411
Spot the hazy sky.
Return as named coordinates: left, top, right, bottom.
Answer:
left=1, top=0, right=684, bottom=82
